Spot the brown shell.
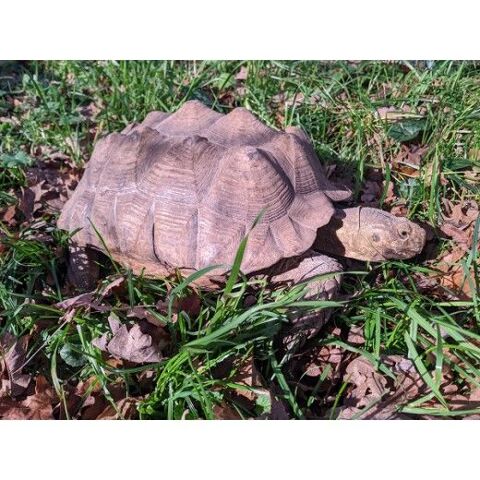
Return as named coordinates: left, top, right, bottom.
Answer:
left=58, top=100, right=350, bottom=277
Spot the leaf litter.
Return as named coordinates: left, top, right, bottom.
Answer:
left=0, top=333, right=32, bottom=397
left=92, top=313, right=164, bottom=364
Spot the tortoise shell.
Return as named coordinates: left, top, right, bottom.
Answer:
left=58, top=100, right=350, bottom=277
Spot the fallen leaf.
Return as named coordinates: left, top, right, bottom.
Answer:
left=442, top=199, right=478, bottom=230
left=55, top=291, right=110, bottom=313
left=127, top=306, right=163, bottom=326
left=271, top=92, right=305, bottom=109
left=347, top=325, right=365, bottom=346
left=391, top=144, right=428, bottom=177
left=235, top=66, right=248, bottom=81
left=173, top=292, right=202, bottom=318
left=75, top=379, right=129, bottom=419
left=59, top=381, right=94, bottom=419
left=375, top=105, right=417, bottom=121
left=389, top=204, right=408, bottom=217
left=343, top=356, right=387, bottom=408
left=213, top=403, right=242, bottom=420
left=266, top=394, right=291, bottom=420
left=56, top=292, right=95, bottom=309
left=431, top=201, right=479, bottom=299
left=382, top=355, right=427, bottom=401
left=0, top=332, right=32, bottom=396
left=439, top=223, right=471, bottom=247
left=338, top=355, right=427, bottom=419
left=304, top=345, right=345, bottom=379
left=77, top=101, right=102, bottom=121
left=92, top=314, right=163, bottom=364
left=97, top=397, right=139, bottom=420
left=0, top=375, right=56, bottom=419
left=100, top=276, right=125, bottom=298
left=18, top=181, right=49, bottom=220
left=235, top=87, right=247, bottom=97
left=439, top=263, right=475, bottom=299
left=1, top=204, right=17, bottom=226
left=230, top=355, right=264, bottom=402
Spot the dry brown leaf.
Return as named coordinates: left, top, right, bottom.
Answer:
left=92, top=314, right=163, bottom=364
left=0, top=375, right=56, bottom=419
left=304, top=344, right=345, bottom=379
left=337, top=404, right=406, bottom=420
left=440, top=200, right=478, bottom=250
left=442, top=199, right=478, bottom=228
left=389, top=204, right=408, bottom=217
left=96, top=397, right=139, bottom=420
left=391, top=144, right=428, bottom=177
left=56, top=292, right=95, bottom=309
left=235, top=66, right=248, bottom=81
left=100, top=276, right=125, bottom=298
left=271, top=92, right=305, bottom=109
left=382, top=355, right=426, bottom=401
left=77, top=380, right=128, bottom=420
left=155, top=291, right=202, bottom=322
left=81, top=396, right=110, bottom=420
left=343, top=356, right=387, bottom=409
left=347, top=325, right=365, bottom=346
left=58, top=379, right=97, bottom=419
left=127, top=306, right=163, bottom=326
left=339, top=355, right=427, bottom=419
left=1, top=205, right=17, bottom=227
left=383, top=181, right=396, bottom=205
left=173, top=292, right=202, bottom=318
left=250, top=391, right=291, bottom=420
left=129, top=318, right=169, bottom=350
left=77, top=101, right=102, bottom=121
left=439, top=264, right=475, bottom=299
left=433, top=200, right=478, bottom=298
left=0, top=332, right=32, bottom=396
left=25, top=153, right=81, bottom=207
left=55, top=291, right=110, bottom=313
left=213, top=403, right=242, bottom=420
left=18, top=181, right=49, bottom=220
left=375, top=105, right=417, bottom=121
left=440, top=223, right=471, bottom=248
left=230, top=356, right=264, bottom=402
left=235, top=87, right=247, bottom=97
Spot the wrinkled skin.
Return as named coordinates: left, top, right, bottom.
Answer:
left=315, top=207, right=426, bottom=262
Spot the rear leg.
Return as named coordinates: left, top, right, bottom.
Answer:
left=269, top=250, right=343, bottom=351
left=66, top=243, right=100, bottom=291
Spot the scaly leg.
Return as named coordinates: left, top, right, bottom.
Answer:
left=67, top=243, right=99, bottom=291
left=269, top=250, right=343, bottom=351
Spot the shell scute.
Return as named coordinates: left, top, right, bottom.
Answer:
left=59, top=101, right=340, bottom=276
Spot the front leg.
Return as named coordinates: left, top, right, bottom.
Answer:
left=66, top=243, right=99, bottom=291
left=270, top=250, right=343, bottom=349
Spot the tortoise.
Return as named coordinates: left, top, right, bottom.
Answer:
left=58, top=100, right=426, bottom=328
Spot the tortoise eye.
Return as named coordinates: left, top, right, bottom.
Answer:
left=396, top=223, right=412, bottom=239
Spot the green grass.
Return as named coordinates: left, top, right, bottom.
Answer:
left=1, top=60, right=479, bottom=419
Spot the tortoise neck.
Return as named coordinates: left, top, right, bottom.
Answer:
left=313, top=207, right=358, bottom=259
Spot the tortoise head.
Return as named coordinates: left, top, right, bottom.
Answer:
left=317, top=207, right=427, bottom=262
